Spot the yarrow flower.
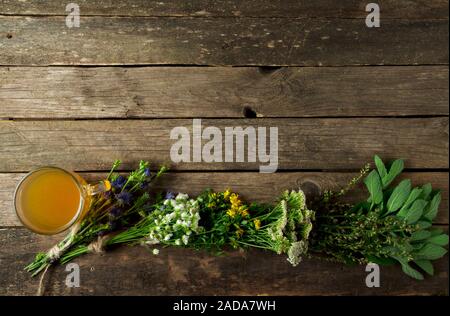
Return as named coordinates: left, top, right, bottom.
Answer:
left=287, top=241, right=307, bottom=267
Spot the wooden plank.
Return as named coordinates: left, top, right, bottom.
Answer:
left=0, top=118, right=447, bottom=172
left=1, top=66, right=448, bottom=118
left=0, top=228, right=447, bottom=295
left=1, top=172, right=448, bottom=227
left=0, top=0, right=448, bottom=19
left=0, top=17, right=447, bottom=66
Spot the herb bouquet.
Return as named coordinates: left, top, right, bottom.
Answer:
left=60, top=189, right=314, bottom=267
left=310, top=156, right=448, bottom=280
left=25, top=160, right=167, bottom=276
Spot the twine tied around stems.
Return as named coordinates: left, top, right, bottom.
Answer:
left=87, top=235, right=109, bottom=253
left=37, top=222, right=81, bottom=296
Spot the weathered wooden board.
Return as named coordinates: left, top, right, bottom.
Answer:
left=1, top=172, right=448, bottom=227
left=1, top=66, right=447, bottom=118
left=0, top=0, right=448, bottom=19
left=0, top=17, right=448, bottom=66
left=0, top=118, right=447, bottom=172
left=0, top=228, right=447, bottom=295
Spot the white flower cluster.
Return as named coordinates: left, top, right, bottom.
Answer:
left=146, top=193, right=201, bottom=247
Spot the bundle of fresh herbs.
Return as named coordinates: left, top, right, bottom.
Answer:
left=25, top=160, right=167, bottom=276
left=310, top=156, right=448, bottom=280
left=61, top=189, right=314, bottom=267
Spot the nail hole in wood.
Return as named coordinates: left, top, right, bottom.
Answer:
left=243, top=106, right=257, bottom=118
left=298, top=180, right=321, bottom=199
left=6, top=33, right=13, bottom=39
left=258, top=66, right=281, bottom=74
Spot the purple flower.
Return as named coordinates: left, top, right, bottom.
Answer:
left=165, top=191, right=176, bottom=200
left=112, top=175, right=126, bottom=190
left=116, top=191, right=132, bottom=206
left=144, top=168, right=151, bottom=177
left=140, top=180, right=149, bottom=190
left=109, top=207, right=122, bottom=218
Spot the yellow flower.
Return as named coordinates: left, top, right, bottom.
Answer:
left=253, top=219, right=261, bottom=230
left=230, top=193, right=241, bottom=207
left=223, top=189, right=231, bottom=199
left=226, top=208, right=236, bottom=218
left=239, top=206, right=249, bottom=217
left=207, top=202, right=216, bottom=208
left=103, top=180, right=112, bottom=191
left=235, top=227, right=244, bottom=238
left=209, top=192, right=217, bottom=199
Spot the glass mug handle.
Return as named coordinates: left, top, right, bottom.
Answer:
left=14, top=166, right=111, bottom=235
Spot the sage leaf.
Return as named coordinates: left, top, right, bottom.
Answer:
left=427, top=234, right=449, bottom=246
left=404, top=199, right=427, bottom=224
left=382, top=159, right=404, bottom=189
left=367, top=255, right=397, bottom=266
left=429, top=227, right=444, bottom=236
left=400, top=261, right=424, bottom=280
left=415, top=243, right=448, bottom=260
left=374, top=155, right=387, bottom=179
left=419, top=183, right=432, bottom=200
left=416, top=220, right=432, bottom=229
left=397, top=188, right=422, bottom=216
left=364, top=170, right=383, bottom=205
left=386, top=179, right=411, bottom=214
left=410, top=230, right=431, bottom=242
left=423, top=192, right=441, bottom=221
left=414, top=259, right=434, bottom=276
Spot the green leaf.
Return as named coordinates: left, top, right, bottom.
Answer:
left=427, top=234, right=449, bottom=246
left=381, top=159, right=404, bottom=189
left=397, top=188, right=422, bottom=216
left=414, top=259, right=434, bottom=276
left=419, top=183, right=432, bottom=200
left=410, top=230, right=431, bottom=242
left=429, top=227, right=444, bottom=236
left=416, top=220, right=432, bottom=229
left=423, top=192, right=441, bottom=221
left=404, top=199, right=427, bottom=224
left=400, top=261, right=424, bottom=280
left=364, top=170, right=383, bottom=205
left=367, top=255, right=397, bottom=266
left=374, top=155, right=387, bottom=179
left=386, top=179, right=411, bottom=214
left=415, top=243, right=448, bottom=260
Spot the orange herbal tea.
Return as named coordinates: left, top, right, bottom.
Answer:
left=14, top=167, right=91, bottom=235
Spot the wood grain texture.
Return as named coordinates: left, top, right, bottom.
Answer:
left=1, top=66, right=448, bottom=119
left=0, top=17, right=448, bottom=66
left=1, top=172, right=448, bottom=227
left=0, top=118, right=447, bottom=172
left=0, top=228, right=447, bottom=295
left=0, top=0, right=448, bottom=19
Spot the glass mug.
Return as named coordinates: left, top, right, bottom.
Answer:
left=14, top=166, right=109, bottom=235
